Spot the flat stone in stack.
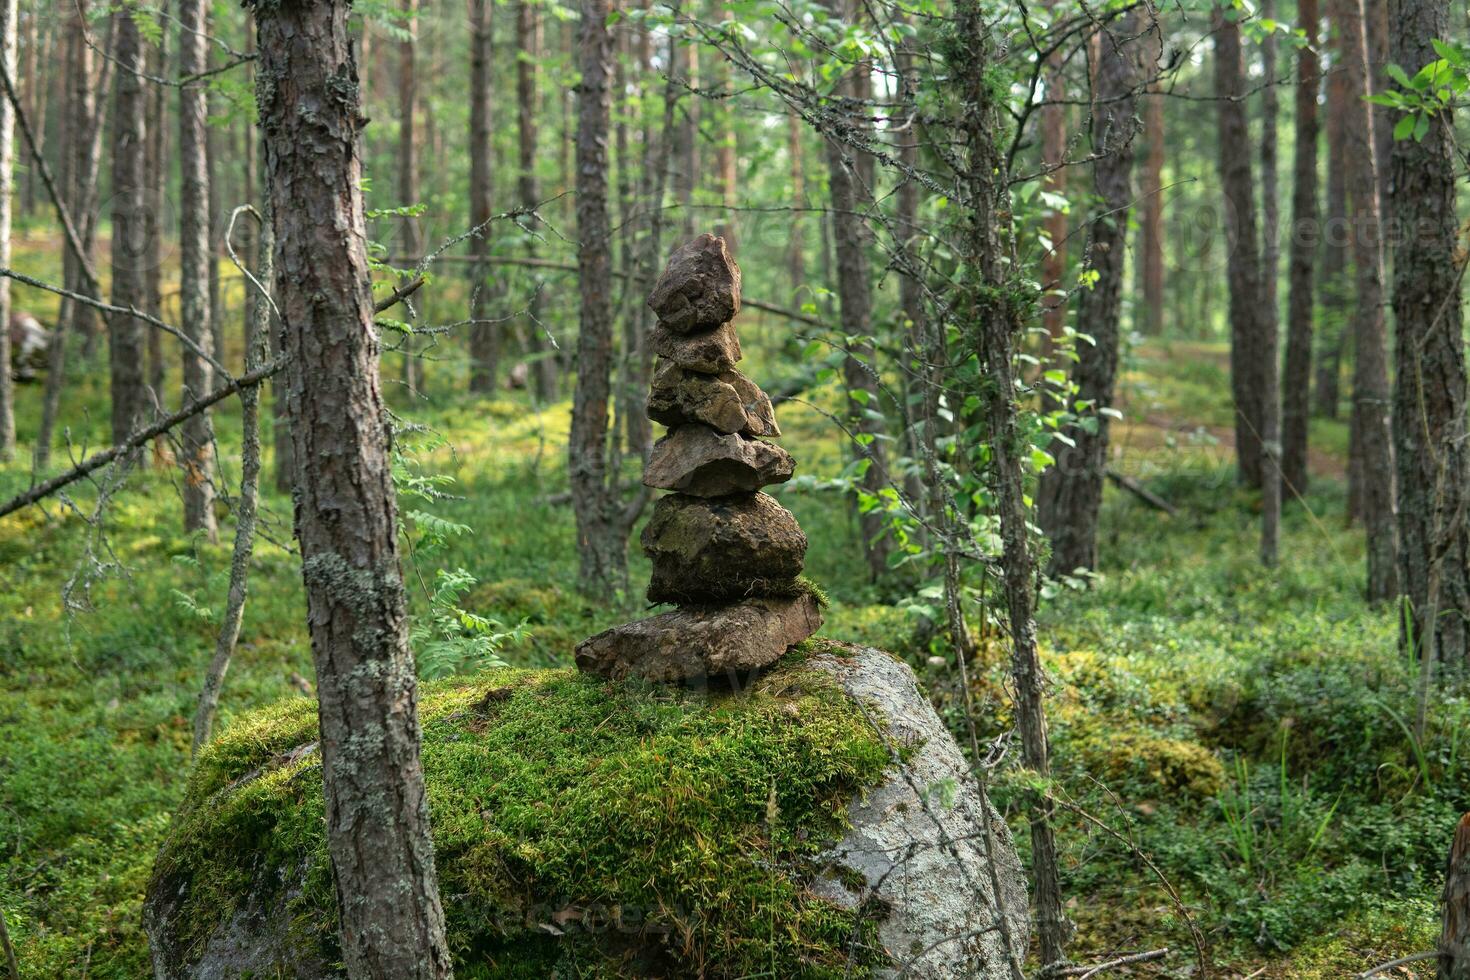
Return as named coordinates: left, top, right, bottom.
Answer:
left=576, top=232, right=821, bottom=684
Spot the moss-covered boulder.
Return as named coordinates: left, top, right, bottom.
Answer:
left=144, top=646, right=1027, bottom=979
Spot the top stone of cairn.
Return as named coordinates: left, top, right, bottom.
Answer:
left=647, top=233, right=742, bottom=334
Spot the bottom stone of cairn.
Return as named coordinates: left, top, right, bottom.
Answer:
left=574, top=593, right=823, bottom=684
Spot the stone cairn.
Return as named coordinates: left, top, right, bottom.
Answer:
left=576, top=233, right=823, bottom=683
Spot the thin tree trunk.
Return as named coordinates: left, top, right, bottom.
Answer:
left=673, top=31, right=696, bottom=239
left=1213, top=11, right=1268, bottom=491
left=1040, top=0, right=1069, bottom=349
left=178, top=0, right=217, bottom=541
left=1338, top=0, right=1398, bottom=601
left=788, top=112, right=805, bottom=300
left=824, top=62, right=891, bottom=585
left=954, top=3, right=1063, bottom=967
left=1140, top=84, right=1164, bottom=336
left=1282, top=0, right=1320, bottom=495
left=253, top=2, right=454, bottom=974
left=618, top=8, right=655, bottom=460
left=1315, top=18, right=1351, bottom=419
left=569, top=0, right=626, bottom=596
left=516, top=0, right=555, bottom=402
left=1389, top=0, right=1469, bottom=664
left=1038, top=13, right=1145, bottom=576
left=145, top=28, right=169, bottom=467
left=468, top=0, right=498, bottom=394
left=18, top=0, right=40, bottom=219
left=0, top=0, right=13, bottom=461
left=109, top=5, right=148, bottom=450
left=398, top=0, right=424, bottom=394
left=1259, top=0, right=1283, bottom=566
left=712, top=5, right=736, bottom=251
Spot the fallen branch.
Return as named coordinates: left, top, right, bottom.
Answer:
left=0, top=280, right=423, bottom=520
left=1057, top=948, right=1170, bottom=979
left=1105, top=469, right=1178, bottom=516
left=1355, top=951, right=1438, bottom=979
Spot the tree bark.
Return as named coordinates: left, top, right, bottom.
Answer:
left=673, top=31, right=697, bottom=239
left=823, top=45, right=892, bottom=585
left=954, top=2, right=1063, bottom=969
left=1442, top=812, right=1470, bottom=980
left=0, top=0, right=13, bottom=461
left=1214, top=12, right=1269, bottom=491
left=1282, top=0, right=1320, bottom=495
left=467, top=0, right=498, bottom=395
left=1140, top=84, right=1165, bottom=336
left=788, top=112, right=805, bottom=300
left=145, top=27, right=167, bottom=453
left=516, top=0, right=555, bottom=402
left=711, top=5, right=737, bottom=251
left=252, top=1, right=454, bottom=975
left=1338, top=0, right=1398, bottom=601
left=1038, top=14, right=1145, bottom=576
left=1389, top=0, right=1469, bottom=665
left=1040, top=0, right=1069, bottom=349
left=109, top=4, right=148, bottom=451
left=1315, top=13, right=1351, bottom=419
left=569, top=0, right=627, bottom=596
left=178, top=0, right=217, bottom=540
left=398, top=0, right=424, bottom=394
left=1259, top=0, right=1283, bottom=565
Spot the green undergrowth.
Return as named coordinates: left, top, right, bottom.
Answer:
left=152, top=661, right=891, bottom=978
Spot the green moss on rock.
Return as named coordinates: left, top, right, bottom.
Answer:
left=150, top=662, right=892, bottom=978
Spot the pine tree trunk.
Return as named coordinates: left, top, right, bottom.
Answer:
left=178, top=0, right=217, bottom=540
left=1389, top=0, right=1469, bottom=664
left=145, top=29, right=168, bottom=467
left=516, top=0, right=555, bottom=402
left=468, top=0, right=498, bottom=395
left=1040, top=0, right=1068, bottom=349
left=1259, top=0, right=1283, bottom=565
left=252, top=2, right=454, bottom=974
left=1038, top=12, right=1145, bottom=576
left=109, top=6, right=148, bottom=450
left=0, top=0, right=13, bottom=461
left=823, top=54, right=891, bottom=585
left=1339, top=0, right=1399, bottom=601
left=1315, top=15, right=1351, bottom=419
left=673, top=33, right=696, bottom=240
left=1213, top=12, right=1268, bottom=491
left=954, top=3, right=1063, bottom=966
left=1140, top=85, right=1165, bottom=336
left=1282, top=0, right=1320, bottom=495
left=398, top=0, right=424, bottom=394
left=712, top=6, right=737, bottom=251
left=788, top=112, right=805, bottom=299
left=569, top=0, right=626, bottom=596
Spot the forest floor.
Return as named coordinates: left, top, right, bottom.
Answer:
left=0, top=245, right=1464, bottom=977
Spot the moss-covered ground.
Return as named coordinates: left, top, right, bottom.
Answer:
left=0, top=233, right=1464, bottom=976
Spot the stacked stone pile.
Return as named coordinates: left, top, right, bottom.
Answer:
left=576, top=234, right=823, bottom=683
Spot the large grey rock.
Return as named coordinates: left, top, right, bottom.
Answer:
left=650, top=320, right=742, bottom=373
left=808, top=646, right=1031, bottom=980
left=646, top=360, right=779, bottom=438
left=647, top=233, right=742, bottom=333
left=143, top=647, right=1029, bottom=980
left=642, top=492, right=806, bottom=604
left=574, top=593, right=822, bottom=683
left=644, top=426, right=795, bottom=497
left=9, top=311, right=49, bottom=383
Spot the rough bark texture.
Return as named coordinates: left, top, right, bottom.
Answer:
left=1443, top=813, right=1470, bottom=980
left=108, top=7, right=148, bottom=449
left=252, top=2, right=453, bottom=975
left=1040, top=0, right=1068, bottom=348
left=1389, top=0, right=1469, bottom=664
left=1282, top=0, right=1320, bottom=495
left=397, top=0, right=424, bottom=394
left=1259, top=0, right=1282, bottom=566
left=1213, top=12, right=1268, bottom=490
left=822, top=25, right=891, bottom=584
left=1038, top=14, right=1143, bottom=576
left=1140, top=85, right=1164, bottom=336
left=0, top=0, right=13, bottom=460
left=1339, top=0, right=1398, bottom=601
left=468, top=0, right=499, bottom=395
left=1315, top=17, right=1350, bottom=420
left=178, top=0, right=217, bottom=539
left=516, top=0, right=555, bottom=402
left=954, top=3, right=1059, bottom=972
left=145, top=29, right=169, bottom=466
left=569, top=0, right=625, bottom=595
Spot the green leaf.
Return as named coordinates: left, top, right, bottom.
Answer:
left=1413, top=112, right=1431, bottom=142
left=1394, top=113, right=1417, bottom=141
